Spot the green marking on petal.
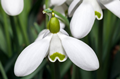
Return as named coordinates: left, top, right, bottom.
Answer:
left=50, top=52, right=65, bottom=61
left=95, top=11, right=101, bottom=19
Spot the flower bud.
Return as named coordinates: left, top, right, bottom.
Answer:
left=1, top=0, right=24, bottom=16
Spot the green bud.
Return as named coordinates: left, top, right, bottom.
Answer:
left=49, top=17, right=60, bottom=33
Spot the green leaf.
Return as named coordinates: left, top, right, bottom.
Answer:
left=0, top=26, right=7, bottom=54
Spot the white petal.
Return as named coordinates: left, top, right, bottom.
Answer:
left=90, top=0, right=103, bottom=20
left=14, top=34, right=52, bottom=76
left=68, top=0, right=81, bottom=17
left=53, top=6, right=65, bottom=28
left=50, top=0, right=66, bottom=6
left=103, top=0, right=120, bottom=18
left=60, top=29, right=69, bottom=36
left=35, top=29, right=49, bottom=41
left=48, top=34, right=67, bottom=62
left=58, top=33, right=99, bottom=71
left=1, top=0, right=23, bottom=16
left=70, top=3, right=95, bottom=38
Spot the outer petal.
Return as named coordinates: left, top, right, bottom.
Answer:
left=50, top=0, right=66, bottom=6
left=58, top=33, right=99, bottom=71
left=68, top=0, right=81, bottom=17
left=1, top=0, right=23, bottom=16
left=60, top=29, right=69, bottom=36
left=14, top=34, right=52, bottom=76
left=54, top=6, right=65, bottom=28
left=103, top=0, right=120, bottom=18
left=35, top=29, right=49, bottom=41
left=70, top=3, right=95, bottom=38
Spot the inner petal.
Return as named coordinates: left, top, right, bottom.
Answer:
left=95, top=11, right=101, bottom=19
left=48, top=34, right=67, bottom=62
left=88, top=0, right=103, bottom=20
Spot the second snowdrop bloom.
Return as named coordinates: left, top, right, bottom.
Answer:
left=14, top=16, right=99, bottom=77
left=69, top=0, right=103, bottom=38
left=98, top=0, right=120, bottom=18
left=1, top=0, right=24, bottom=16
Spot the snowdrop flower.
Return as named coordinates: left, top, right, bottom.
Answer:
left=1, top=0, right=24, bottom=16
left=69, top=0, right=120, bottom=39
left=98, top=0, right=120, bottom=18
left=14, top=15, right=99, bottom=76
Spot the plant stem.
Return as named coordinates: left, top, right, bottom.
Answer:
left=2, top=11, right=12, bottom=57
left=18, top=16, right=29, bottom=45
left=54, top=61, right=61, bottom=79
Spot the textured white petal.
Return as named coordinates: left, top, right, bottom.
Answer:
left=35, top=29, right=49, bottom=41
left=1, top=0, right=23, bottom=16
left=48, top=34, right=67, bottom=62
left=14, top=34, right=52, bottom=76
left=68, top=0, right=81, bottom=17
left=50, top=0, right=66, bottom=6
left=58, top=33, right=99, bottom=71
left=104, top=0, right=120, bottom=18
left=70, top=3, right=95, bottom=38
left=54, top=6, right=65, bottom=28
left=90, top=0, right=103, bottom=20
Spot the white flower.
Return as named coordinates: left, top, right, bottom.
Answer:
left=14, top=16, right=99, bottom=76
left=1, top=0, right=24, bottom=16
left=69, top=0, right=120, bottom=38
left=14, top=29, right=99, bottom=76
left=98, top=0, right=120, bottom=18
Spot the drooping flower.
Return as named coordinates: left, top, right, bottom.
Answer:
left=98, top=0, right=120, bottom=18
left=1, top=0, right=24, bottom=16
left=14, top=16, right=99, bottom=77
left=69, top=0, right=120, bottom=38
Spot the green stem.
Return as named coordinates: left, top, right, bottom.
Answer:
left=2, top=12, right=12, bottom=57
left=45, top=0, right=49, bottom=28
left=18, top=16, right=29, bottom=45
left=54, top=61, right=61, bottom=79
left=0, top=61, right=8, bottom=79
left=9, top=16, right=19, bottom=48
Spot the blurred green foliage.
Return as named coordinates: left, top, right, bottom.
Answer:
left=0, top=0, right=120, bottom=79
